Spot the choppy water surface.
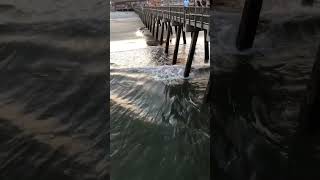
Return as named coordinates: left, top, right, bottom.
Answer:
left=111, top=12, right=210, bottom=180
left=0, top=0, right=108, bottom=179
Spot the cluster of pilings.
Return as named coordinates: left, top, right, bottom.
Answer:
left=135, top=7, right=210, bottom=77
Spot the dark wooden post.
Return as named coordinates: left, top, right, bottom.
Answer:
left=160, top=21, right=165, bottom=44
left=182, top=31, right=187, bottom=44
left=152, top=18, right=156, bottom=37
left=299, top=44, right=320, bottom=133
left=147, top=15, right=149, bottom=29
left=148, top=15, right=151, bottom=30
left=236, top=0, right=263, bottom=51
left=302, top=0, right=314, bottom=6
left=146, top=14, right=149, bottom=29
left=173, top=25, right=182, bottom=64
left=204, top=30, right=209, bottom=63
left=156, top=19, right=160, bottom=40
left=165, top=22, right=171, bottom=54
left=184, top=31, right=199, bottom=77
left=148, top=15, right=151, bottom=31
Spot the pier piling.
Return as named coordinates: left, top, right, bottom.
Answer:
left=156, top=19, right=160, bottom=40
left=160, top=21, right=165, bottom=44
left=236, top=0, right=263, bottom=51
left=135, top=6, right=210, bottom=76
left=173, top=25, right=182, bottom=64
left=165, top=21, right=171, bottom=54
left=184, top=30, right=199, bottom=77
left=182, top=31, right=187, bottom=44
left=152, top=18, right=156, bottom=36
left=204, top=30, right=209, bottom=63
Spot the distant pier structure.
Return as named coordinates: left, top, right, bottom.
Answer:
left=134, top=6, right=210, bottom=77
left=111, top=0, right=146, bottom=11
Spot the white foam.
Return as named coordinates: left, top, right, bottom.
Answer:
left=112, top=64, right=210, bottom=85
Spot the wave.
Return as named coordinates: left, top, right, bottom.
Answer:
left=0, top=0, right=109, bottom=179
left=0, top=19, right=108, bottom=37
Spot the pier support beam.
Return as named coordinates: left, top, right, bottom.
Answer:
left=165, top=22, right=171, bottom=54
left=156, top=19, right=160, bottom=40
left=173, top=25, right=182, bottom=65
left=148, top=15, right=151, bottom=30
left=160, top=21, right=165, bottom=44
left=182, top=31, right=187, bottom=44
left=236, top=0, right=263, bottom=51
left=148, top=15, right=151, bottom=31
left=152, top=18, right=156, bottom=37
left=204, top=30, right=209, bottom=63
left=184, top=31, right=199, bottom=77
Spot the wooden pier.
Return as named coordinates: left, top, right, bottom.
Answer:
left=134, top=6, right=210, bottom=77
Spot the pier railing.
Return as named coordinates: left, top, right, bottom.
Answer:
left=136, top=6, right=210, bottom=30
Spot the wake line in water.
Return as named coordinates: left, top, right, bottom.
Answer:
left=111, top=65, right=210, bottom=84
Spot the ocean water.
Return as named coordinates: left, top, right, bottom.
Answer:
left=211, top=1, right=320, bottom=179
left=110, top=12, right=210, bottom=180
left=0, top=0, right=108, bottom=179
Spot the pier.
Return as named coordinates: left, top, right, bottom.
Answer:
left=134, top=6, right=210, bottom=77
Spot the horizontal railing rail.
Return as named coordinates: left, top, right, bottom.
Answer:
left=134, top=6, right=210, bottom=30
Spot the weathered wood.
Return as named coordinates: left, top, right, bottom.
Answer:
left=173, top=25, right=182, bottom=64
left=184, top=31, right=199, bottom=77
left=204, top=30, right=209, bottom=63
left=165, top=22, right=171, bottom=54
left=236, top=0, right=263, bottom=51
left=182, top=31, right=187, bottom=44
left=160, top=21, right=165, bottom=44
